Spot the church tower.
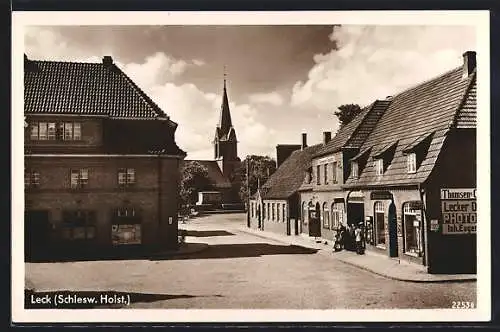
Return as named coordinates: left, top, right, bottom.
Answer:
left=213, top=72, right=239, bottom=180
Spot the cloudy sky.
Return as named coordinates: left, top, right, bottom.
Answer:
left=25, top=25, right=476, bottom=160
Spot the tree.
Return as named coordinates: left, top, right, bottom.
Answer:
left=179, top=161, right=213, bottom=206
left=235, top=155, right=277, bottom=204
left=334, top=103, right=362, bottom=128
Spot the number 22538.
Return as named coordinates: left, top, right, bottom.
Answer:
left=452, top=301, right=475, bottom=309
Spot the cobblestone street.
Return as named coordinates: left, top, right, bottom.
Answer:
left=25, top=213, right=476, bottom=309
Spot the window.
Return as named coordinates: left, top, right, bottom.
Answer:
left=277, top=203, right=280, bottom=221
left=112, top=208, right=141, bottom=245
left=316, top=165, right=321, bottom=185
left=118, top=168, right=136, bottom=187
left=47, top=122, right=56, bottom=140
left=263, top=203, right=266, bottom=220
left=403, top=203, right=423, bottom=256
left=352, top=162, right=359, bottom=179
left=282, top=204, right=286, bottom=222
left=251, top=202, right=254, bottom=218
left=272, top=203, right=275, bottom=220
left=331, top=202, right=344, bottom=230
left=61, top=210, right=96, bottom=240
left=407, top=153, right=417, bottom=173
left=375, top=159, right=384, bottom=176
left=332, top=162, right=337, bottom=183
left=301, top=202, right=307, bottom=225
left=29, top=121, right=81, bottom=140
left=24, top=169, right=40, bottom=188
left=324, top=164, right=328, bottom=184
left=267, top=203, right=270, bottom=220
left=322, top=203, right=330, bottom=229
left=374, top=201, right=386, bottom=247
left=70, top=168, right=89, bottom=189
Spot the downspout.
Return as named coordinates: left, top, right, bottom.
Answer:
left=157, top=152, right=162, bottom=249
left=418, top=182, right=428, bottom=266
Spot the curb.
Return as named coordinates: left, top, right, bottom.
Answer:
left=238, top=227, right=476, bottom=283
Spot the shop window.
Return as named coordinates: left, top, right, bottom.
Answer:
left=374, top=201, right=386, bottom=247
left=61, top=210, right=96, bottom=240
left=351, top=162, right=359, bottom=179
left=70, top=168, right=89, bottom=189
left=316, top=165, right=321, bottom=185
left=112, top=207, right=141, bottom=245
left=331, top=202, right=344, bottom=230
left=118, top=168, right=136, bottom=187
left=407, top=153, right=417, bottom=174
left=322, top=203, right=330, bottom=229
left=403, top=203, right=423, bottom=256
left=25, top=169, right=40, bottom=189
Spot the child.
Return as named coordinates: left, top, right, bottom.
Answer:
left=354, top=223, right=364, bottom=255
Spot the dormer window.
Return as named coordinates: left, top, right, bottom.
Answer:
left=402, top=132, right=434, bottom=174
left=374, top=159, right=383, bottom=176
left=352, top=162, right=359, bottom=179
left=407, top=153, right=417, bottom=173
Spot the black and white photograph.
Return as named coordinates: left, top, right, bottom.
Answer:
left=12, top=10, right=490, bottom=323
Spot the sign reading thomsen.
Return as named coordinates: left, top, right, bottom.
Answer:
left=440, top=188, right=476, bottom=234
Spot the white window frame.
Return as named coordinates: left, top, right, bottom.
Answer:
left=375, top=158, right=384, bottom=176
left=407, top=153, right=417, bottom=173
left=71, top=168, right=89, bottom=189
left=352, top=162, right=359, bottom=179
left=118, top=168, right=136, bottom=187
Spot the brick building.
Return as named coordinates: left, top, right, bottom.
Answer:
left=24, top=55, right=186, bottom=260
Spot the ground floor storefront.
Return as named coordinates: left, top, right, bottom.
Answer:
left=298, top=186, right=476, bottom=274
left=24, top=193, right=179, bottom=261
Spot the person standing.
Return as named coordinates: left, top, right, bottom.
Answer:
left=355, top=223, right=364, bottom=255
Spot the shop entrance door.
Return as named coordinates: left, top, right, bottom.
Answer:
left=388, top=202, right=398, bottom=257
left=347, top=202, right=365, bottom=227
left=308, top=203, right=321, bottom=237
left=25, top=210, right=50, bottom=260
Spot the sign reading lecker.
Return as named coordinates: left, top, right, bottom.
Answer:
left=440, top=188, right=476, bottom=234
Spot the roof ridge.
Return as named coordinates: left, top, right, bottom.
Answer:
left=112, top=63, right=169, bottom=119
left=449, top=70, right=477, bottom=129
left=389, top=66, right=462, bottom=101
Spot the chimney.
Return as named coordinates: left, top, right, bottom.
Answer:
left=301, top=133, right=307, bottom=150
left=323, top=131, right=332, bottom=145
left=102, top=55, right=113, bottom=67
left=462, top=51, right=476, bottom=78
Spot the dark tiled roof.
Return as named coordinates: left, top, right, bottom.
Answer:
left=24, top=58, right=168, bottom=119
left=314, top=100, right=391, bottom=157
left=453, top=75, right=477, bottom=128
left=187, top=160, right=232, bottom=189
left=345, top=67, right=477, bottom=188
left=261, top=144, right=323, bottom=199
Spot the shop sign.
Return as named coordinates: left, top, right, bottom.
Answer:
left=430, top=219, right=439, bottom=232
left=112, top=224, right=141, bottom=245
left=440, top=188, right=476, bottom=234
left=333, top=198, right=345, bottom=203
left=408, top=201, right=424, bottom=210
left=370, top=191, right=393, bottom=200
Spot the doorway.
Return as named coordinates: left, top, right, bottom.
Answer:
left=388, top=202, right=398, bottom=257
left=25, top=210, right=50, bottom=260
left=308, top=203, right=321, bottom=237
left=347, top=202, right=365, bottom=227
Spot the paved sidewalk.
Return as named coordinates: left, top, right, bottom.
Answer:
left=237, top=226, right=476, bottom=283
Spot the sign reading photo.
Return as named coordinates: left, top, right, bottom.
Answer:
left=440, top=188, right=476, bottom=234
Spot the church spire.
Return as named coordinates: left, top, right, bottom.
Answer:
left=218, top=66, right=233, bottom=135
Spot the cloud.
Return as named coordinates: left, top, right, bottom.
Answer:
left=291, top=25, right=476, bottom=112
left=248, top=92, right=285, bottom=106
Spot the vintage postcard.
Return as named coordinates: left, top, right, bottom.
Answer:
left=12, top=10, right=490, bottom=323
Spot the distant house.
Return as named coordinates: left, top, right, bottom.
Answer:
left=24, top=55, right=186, bottom=260
left=342, top=51, right=477, bottom=274
left=248, top=133, right=323, bottom=235
left=299, top=99, right=390, bottom=240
